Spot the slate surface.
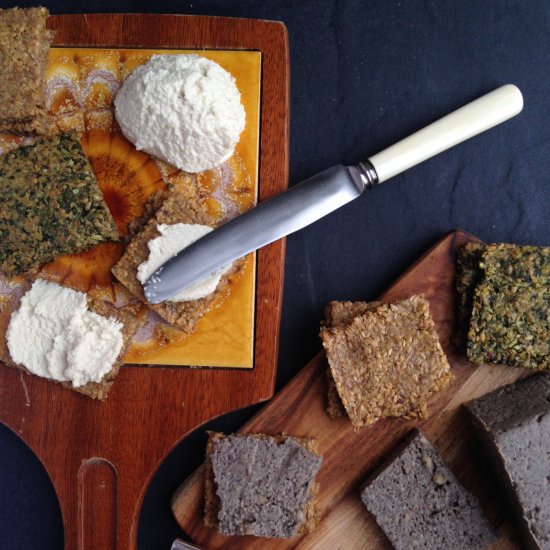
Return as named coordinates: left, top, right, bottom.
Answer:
left=0, top=1, right=548, bottom=549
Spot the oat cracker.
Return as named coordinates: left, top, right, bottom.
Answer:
left=0, top=7, right=53, bottom=135
left=321, top=295, right=452, bottom=429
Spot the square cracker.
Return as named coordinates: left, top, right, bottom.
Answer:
left=457, top=243, right=550, bottom=370
left=0, top=7, right=53, bottom=135
left=467, top=281, right=549, bottom=370
left=112, top=189, right=244, bottom=333
left=321, top=295, right=452, bottom=429
left=481, top=243, right=550, bottom=286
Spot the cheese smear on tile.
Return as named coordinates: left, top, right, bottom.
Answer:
left=114, top=54, right=246, bottom=173
left=7, top=280, right=123, bottom=387
left=137, top=223, right=232, bottom=302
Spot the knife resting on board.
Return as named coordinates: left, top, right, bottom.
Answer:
left=144, top=84, right=523, bottom=304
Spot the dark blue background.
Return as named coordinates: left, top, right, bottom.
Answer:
left=0, top=1, right=548, bottom=549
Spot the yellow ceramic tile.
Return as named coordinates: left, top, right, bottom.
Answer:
left=126, top=253, right=256, bottom=367
left=0, top=47, right=261, bottom=369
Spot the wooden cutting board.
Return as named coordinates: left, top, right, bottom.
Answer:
left=172, top=230, right=528, bottom=549
left=0, top=14, right=288, bottom=550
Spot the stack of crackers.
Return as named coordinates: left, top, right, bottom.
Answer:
left=320, top=295, right=453, bottom=429
left=457, top=243, right=549, bottom=370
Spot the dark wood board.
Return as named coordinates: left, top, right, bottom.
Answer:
left=0, top=14, right=289, bottom=550
left=173, top=230, right=528, bottom=549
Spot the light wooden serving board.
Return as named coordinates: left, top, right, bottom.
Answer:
left=0, top=14, right=288, bottom=550
left=173, top=230, right=528, bottom=550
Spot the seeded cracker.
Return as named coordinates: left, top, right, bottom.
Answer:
left=0, top=7, right=52, bottom=135
left=467, top=282, right=549, bottom=370
left=323, top=301, right=382, bottom=418
left=320, top=295, right=452, bottom=429
left=0, top=134, right=119, bottom=275
left=111, top=189, right=244, bottom=333
left=457, top=243, right=550, bottom=370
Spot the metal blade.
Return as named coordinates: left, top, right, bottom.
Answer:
left=144, top=164, right=368, bottom=303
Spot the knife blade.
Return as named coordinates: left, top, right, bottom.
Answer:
left=144, top=84, right=523, bottom=304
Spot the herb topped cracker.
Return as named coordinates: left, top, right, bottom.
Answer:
left=467, top=282, right=549, bottom=370
left=0, top=7, right=52, bottom=135
left=456, top=242, right=550, bottom=371
left=320, top=295, right=452, bottom=429
left=0, top=133, right=118, bottom=275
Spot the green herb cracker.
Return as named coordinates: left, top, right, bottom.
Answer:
left=467, top=281, right=549, bottom=370
left=0, top=133, right=118, bottom=275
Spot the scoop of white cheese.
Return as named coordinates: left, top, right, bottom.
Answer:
left=114, top=54, right=246, bottom=173
left=7, top=280, right=123, bottom=388
left=137, top=223, right=232, bottom=302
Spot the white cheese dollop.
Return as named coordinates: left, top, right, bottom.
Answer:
left=7, top=280, right=124, bottom=388
left=114, top=54, right=246, bottom=173
left=136, top=223, right=231, bottom=302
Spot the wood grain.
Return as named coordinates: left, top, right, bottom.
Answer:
left=172, top=230, right=527, bottom=549
left=0, top=14, right=289, bottom=550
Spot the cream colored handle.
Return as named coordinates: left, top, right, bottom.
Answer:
left=368, top=84, right=523, bottom=183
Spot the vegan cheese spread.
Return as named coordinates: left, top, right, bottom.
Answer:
left=136, top=223, right=231, bottom=302
left=7, top=279, right=123, bottom=387
left=114, top=54, right=246, bottom=173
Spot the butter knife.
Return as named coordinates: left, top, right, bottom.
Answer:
left=144, top=85, right=522, bottom=304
